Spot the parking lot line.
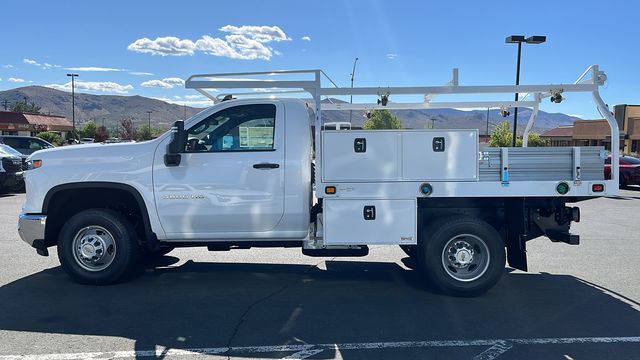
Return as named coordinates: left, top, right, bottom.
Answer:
left=0, top=336, right=639, bottom=360
left=473, top=340, right=513, bottom=360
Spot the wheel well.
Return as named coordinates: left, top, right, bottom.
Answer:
left=417, top=197, right=506, bottom=241
left=44, top=184, right=152, bottom=247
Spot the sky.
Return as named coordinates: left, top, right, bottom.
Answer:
left=1, top=0, right=638, bottom=119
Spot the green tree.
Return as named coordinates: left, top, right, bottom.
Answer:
left=79, top=121, right=97, bottom=139
left=138, top=124, right=153, bottom=141
left=489, top=121, right=548, bottom=147
left=36, top=131, right=62, bottom=146
left=525, top=132, right=548, bottom=147
left=10, top=100, right=41, bottom=114
left=363, top=109, right=402, bottom=130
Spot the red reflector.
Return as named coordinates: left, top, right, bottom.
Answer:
left=592, top=184, right=604, bottom=192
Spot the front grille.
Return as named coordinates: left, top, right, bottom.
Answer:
left=1, top=157, right=22, bottom=172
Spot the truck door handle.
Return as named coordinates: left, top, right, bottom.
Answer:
left=253, top=163, right=280, bottom=169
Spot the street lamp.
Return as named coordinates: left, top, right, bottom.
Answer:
left=66, top=73, right=79, bottom=139
left=349, top=57, right=359, bottom=123
left=505, top=35, right=546, bottom=146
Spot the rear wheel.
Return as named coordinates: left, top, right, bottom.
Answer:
left=57, top=209, right=140, bottom=285
left=620, top=175, right=629, bottom=189
left=418, top=217, right=505, bottom=297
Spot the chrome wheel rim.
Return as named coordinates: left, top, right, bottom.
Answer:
left=71, top=226, right=116, bottom=272
left=441, top=234, right=490, bottom=282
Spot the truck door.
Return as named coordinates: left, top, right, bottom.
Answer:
left=153, top=102, right=285, bottom=239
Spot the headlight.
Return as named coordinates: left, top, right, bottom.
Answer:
left=26, top=159, right=42, bottom=170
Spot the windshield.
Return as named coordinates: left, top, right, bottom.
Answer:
left=0, top=144, right=21, bottom=157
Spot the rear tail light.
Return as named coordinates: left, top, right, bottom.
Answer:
left=592, top=184, right=605, bottom=193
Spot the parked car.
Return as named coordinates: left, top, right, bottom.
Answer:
left=0, top=145, right=24, bottom=192
left=0, top=143, right=28, bottom=169
left=605, top=155, right=640, bottom=187
left=79, top=138, right=95, bottom=144
left=0, top=135, right=54, bottom=155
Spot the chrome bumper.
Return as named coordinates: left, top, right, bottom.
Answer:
left=18, top=213, right=47, bottom=248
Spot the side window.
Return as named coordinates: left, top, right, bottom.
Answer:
left=185, top=104, right=276, bottom=153
left=3, top=138, right=20, bottom=149
left=29, top=139, right=44, bottom=150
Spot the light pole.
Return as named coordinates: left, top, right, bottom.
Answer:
left=146, top=110, right=152, bottom=139
left=66, top=73, right=79, bottom=139
left=505, top=35, right=546, bottom=146
left=486, top=107, right=490, bottom=139
left=349, top=57, right=358, bottom=122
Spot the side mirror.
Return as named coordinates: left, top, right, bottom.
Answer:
left=164, top=120, right=186, bottom=167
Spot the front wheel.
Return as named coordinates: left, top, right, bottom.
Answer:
left=58, top=209, right=140, bottom=285
left=418, top=217, right=505, bottom=297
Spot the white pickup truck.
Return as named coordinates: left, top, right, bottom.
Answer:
left=18, top=67, right=619, bottom=296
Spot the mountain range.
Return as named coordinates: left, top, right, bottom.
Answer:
left=0, top=86, right=580, bottom=134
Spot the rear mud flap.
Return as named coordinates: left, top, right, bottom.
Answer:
left=506, top=198, right=527, bottom=271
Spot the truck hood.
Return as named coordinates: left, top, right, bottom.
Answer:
left=28, top=141, right=159, bottom=162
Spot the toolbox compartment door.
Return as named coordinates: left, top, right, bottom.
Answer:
left=324, top=199, right=417, bottom=245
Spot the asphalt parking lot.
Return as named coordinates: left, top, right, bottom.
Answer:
left=0, top=190, right=639, bottom=359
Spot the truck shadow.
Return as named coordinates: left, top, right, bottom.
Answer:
left=0, top=258, right=639, bottom=359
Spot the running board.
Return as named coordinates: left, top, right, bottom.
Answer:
left=302, top=246, right=369, bottom=257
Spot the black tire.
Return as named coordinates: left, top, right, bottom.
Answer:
left=57, top=209, right=140, bottom=285
left=417, top=217, right=505, bottom=297
left=620, top=175, right=628, bottom=189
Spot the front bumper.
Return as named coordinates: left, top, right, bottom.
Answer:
left=0, top=171, right=23, bottom=188
left=18, top=213, right=47, bottom=255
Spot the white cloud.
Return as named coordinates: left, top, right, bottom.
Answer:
left=301, top=36, right=311, bottom=41
left=184, top=94, right=204, bottom=99
left=0, top=78, right=2, bottom=81
left=568, top=114, right=584, bottom=118
left=386, top=53, right=398, bottom=60
left=151, top=96, right=214, bottom=108
left=129, top=71, right=154, bottom=76
left=45, top=81, right=134, bottom=94
left=128, top=36, right=197, bottom=56
left=219, top=25, right=290, bottom=42
left=128, top=25, right=289, bottom=60
left=24, top=59, right=60, bottom=69
left=141, top=77, right=185, bottom=89
left=2, top=65, right=13, bottom=69
left=65, top=66, right=123, bottom=72
left=8, top=77, right=25, bottom=83
left=140, top=80, right=173, bottom=89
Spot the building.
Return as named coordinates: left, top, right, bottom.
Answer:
left=541, top=105, right=640, bottom=153
left=0, top=111, right=73, bottom=139
left=614, top=104, right=640, bottom=153
left=541, top=125, right=573, bottom=146
left=572, top=120, right=612, bottom=148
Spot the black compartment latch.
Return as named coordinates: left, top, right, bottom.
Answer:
left=432, top=137, right=445, bottom=152
left=363, top=205, right=376, bottom=220
left=354, top=138, right=366, bottom=153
